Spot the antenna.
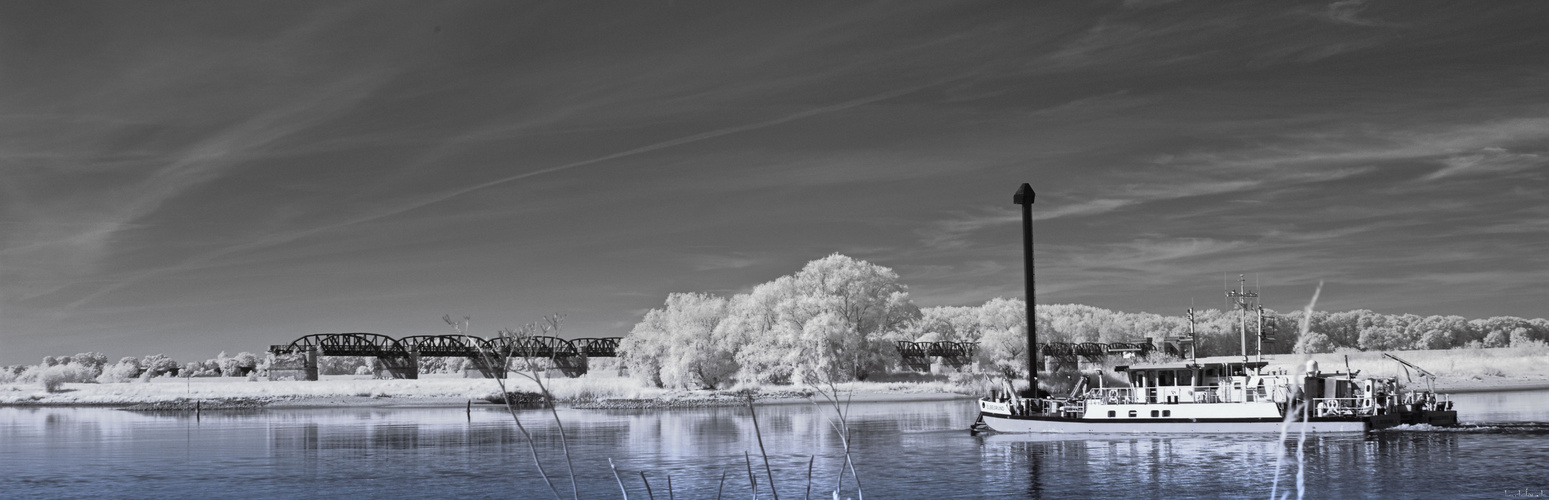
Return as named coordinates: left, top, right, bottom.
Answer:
left=1225, top=274, right=1258, bottom=366
left=1189, top=297, right=1198, bottom=361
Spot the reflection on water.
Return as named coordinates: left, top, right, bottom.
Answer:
left=3, top=390, right=1549, bottom=499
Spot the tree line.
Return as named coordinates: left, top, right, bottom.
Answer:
left=9, top=254, right=1545, bottom=392
left=619, top=254, right=1549, bottom=390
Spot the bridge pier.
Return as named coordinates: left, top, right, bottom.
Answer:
left=933, top=356, right=977, bottom=373
left=551, top=356, right=587, bottom=378
left=374, top=354, right=419, bottom=379
left=268, top=347, right=319, bottom=381
left=463, top=355, right=507, bottom=379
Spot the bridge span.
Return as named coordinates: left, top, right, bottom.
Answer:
left=266, top=333, right=622, bottom=381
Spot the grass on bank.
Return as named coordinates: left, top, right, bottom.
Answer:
left=5, top=345, right=1544, bottom=405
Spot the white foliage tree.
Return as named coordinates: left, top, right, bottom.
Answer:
left=620, top=292, right=740, bottom=389
left=730, top=254, right=918, bottom=382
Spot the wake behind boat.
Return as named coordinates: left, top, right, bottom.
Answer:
left=977, top=183, right=1459, bottom=434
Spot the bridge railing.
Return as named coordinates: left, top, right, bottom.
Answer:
left=269, top=333, right=624, bottom=358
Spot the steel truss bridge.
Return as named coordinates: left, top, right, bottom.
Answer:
left=895, top=340, right=980, bottom=371
left=267, top=333, right=622, bottom=380
left=1036, top=341, right=1156, bottom=363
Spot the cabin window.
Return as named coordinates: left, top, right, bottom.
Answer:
left=1108, top=410, right=1116, bottom=418
left=1150, top=410, right=1159, bottom=417
left=1163, top=410, right=1171, bottom=417
left=1128, top=410, right=1137, bottom=418
left=1158, top=371, right=1175, bottom=386
left=1177, top=371, right=1194, bottom=386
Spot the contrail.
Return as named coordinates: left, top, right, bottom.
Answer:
left=65, top=82, right=940, bottom=309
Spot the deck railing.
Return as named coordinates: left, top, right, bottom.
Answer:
left=1082, top=385, right=1285, bottom=405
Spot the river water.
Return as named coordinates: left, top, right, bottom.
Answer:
left=3, top=390, right=1547, bottom=499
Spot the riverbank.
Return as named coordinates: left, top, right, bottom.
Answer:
left=5, top=346, right=1545, bottom=408
left=0, top=372, right=983, bottom=408
left=1253, top=345, right=1549, bottom=393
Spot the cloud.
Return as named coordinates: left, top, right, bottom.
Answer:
left=918, top=199, right=1134, bottom=249
left=57, top=81, right=946, bottom=308
left=685, top=253, right=761, bottom=272
left=1322, top=0, right=1382, bottom=26
left=1074, top=237, right=1248, bottom=270
left=1421, top=147, right=1547, bottom=181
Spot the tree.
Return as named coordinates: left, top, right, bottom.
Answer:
left=1294, top=332, right=1335, bottom=354
left=1358, top=326, right=1407, bottom=351
left=726, top=254, right=918, bottom=383
left=96, top=357, right=143, bottom=383
left=980, top=325, right=1027, bottom=380
left=232, top=352, right=257, bottom=376
left=140, top=354, right=179, bottom=377
left=618, top=292, right=739, bottom=390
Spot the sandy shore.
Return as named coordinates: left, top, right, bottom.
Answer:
left=4, top=357, right=1544, bottom=409
left=0, top=374, right=979, bottom=409
left=1, top=379, right=1539, bottom=409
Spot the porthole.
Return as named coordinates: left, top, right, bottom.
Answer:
left=1163, top=410, right=1171, bottom=417
left=1150, top=410, right=1159, bottom=418
left=1108, top=410, right=1116, bottom=418
left=1128, top=410, right=1137, bottom=418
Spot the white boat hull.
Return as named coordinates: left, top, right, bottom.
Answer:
left=980, top=412, right=1367, bottom=433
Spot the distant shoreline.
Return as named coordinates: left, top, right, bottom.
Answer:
left=2, top=376, right=1543, bottom=409
left=0, top=390, right=977, bottom=410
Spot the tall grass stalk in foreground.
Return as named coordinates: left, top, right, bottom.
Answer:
left=1270, top=281, right=1320, bottom=500
left=805, top=369, right=863, bottom=500
left=609, top=458, right=629, bottom=500
left=746, top=451, right=758, bottom=499
left=745, top=392, right=780, bottom=499
left=501, top=314, right=581, bottom=500
left=447, top=315, right=565, bottom=500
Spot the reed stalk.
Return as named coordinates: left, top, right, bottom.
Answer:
left=805, top=455, right=815, bottom=500
left=808, top=376, right=862, bottom=499
left=746, top=451, right=758, bottom=500
left=746, top=393, right=780, bottom=499
left=449, top=315, right=563, bottom=500
left=506, top=314, right=580, bottom=500
left=609, top=458, right=629, bottom=500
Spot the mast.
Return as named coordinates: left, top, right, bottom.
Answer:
left=1256, top=304, right=1265, bottom=364
left=1186, top=307, right=1198, bottom=364
left=1225, top=274, right=1258, bottom=365
left=1014, top=183, right=1036, bottom=394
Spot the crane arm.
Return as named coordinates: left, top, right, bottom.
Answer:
left=1382, top=352, right=1436, bottom=378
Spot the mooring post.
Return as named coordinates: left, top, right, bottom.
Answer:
left=1014, top=183, right=1037, bottom=396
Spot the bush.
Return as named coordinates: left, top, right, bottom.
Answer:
left=40, top=364, right=95, bottom=392
left=140, top=354, right=180, bottom=377
left=96, top=360, right=143, bottom=383
left=0, top=365, right=25, bottom=384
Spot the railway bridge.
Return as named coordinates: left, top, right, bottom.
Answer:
left=266, top=333, right=622, bottom=381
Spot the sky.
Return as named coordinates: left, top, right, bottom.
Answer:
left=3, top=1, right=1547, bottom=364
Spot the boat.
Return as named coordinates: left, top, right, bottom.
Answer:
left=977, top=358, right=1459, bottom=433
left=976, top=183, right=1458, bottom=434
